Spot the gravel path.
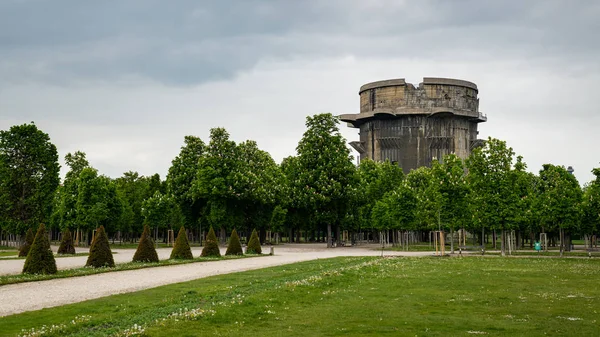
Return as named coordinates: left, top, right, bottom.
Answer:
left=0, top=244, right=431, bottom=317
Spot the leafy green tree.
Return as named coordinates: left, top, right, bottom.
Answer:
left=0, top=123, right=60, bottom=235
left=170, top=226, right=193, bottom=259
left=225, top=228, right=243, bottom=256
left=194, top=128, right=250, bottom=242
left=581, top=168, right=600, bottom=246
left=52, top=151, right=90, bottom=231
left=85, top=225, right=115, bottom=268
left=538, top=164, right=582, bottom=255
left=466, top=138, right=520, bottom=255
left=57, top=229, right=76, bottom=255
left=132, top=225, right=159, bottom=263
left=201, top=226, right=221, bottom=257
left=22, top=224, right=57, bottom=274
left=406, top=166, right=442, bottom=233
left=280, top=156, right=307, bottom=243
left=371, top=183, right=416, bottom=245
left=294, top=113, right=357, bottom=247
left=234, top=140, right=283, bottom=240
left=76, top=168, right=124, bottom=238
left=167, top=136, right=206, bottom=236
left=270, top=205, right=287, bottom=243
left=142, top=191, right=178, bottom=240
left=115, top=171, right=150, bottom=237
left=18, top=228, right=35, bottom=257
left=246, top=228, right=262, bottom=254
left=431, top=155, right=469, bottom=253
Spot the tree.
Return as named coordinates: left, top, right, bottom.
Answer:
left=538, top=164, right=582, bottom=255
left=193, top=128, right=240, bottom=243
left=270, top=205, right=287, bottom=243
left=142, top=191, right=178, bottom=240
left=22, top=224, right=57, bottom=274
left=295, top=113, right=357, bottom=247
left=132, top=225, right=159, bottom=263
left=371, top=183, right=416, bottom=246
left=246, top=228, right=262, bottom=254
left=115, top=171, right=151, bottom=238
left=53, top=151, right=90, bottom=231
left=225, top=228, right=243, bottom=256
left=18, top=228, right=34, bottom=257
left=76, top=168, right=124, bottom=240
left=581, top=168, right=600, bottom=247
left=170, top=226, right=193, bottom=259
left=201, top=226, right=221, bottom=257
left=167, top=136, right=206, bottom=237
left=466, top=138, right=520, bottom=255
left=57, top=229, right=76, bottom=255
left=0, top=123, right=60, bottom=235
left=85, top=225, right=115, bottom=268
left=406, top=166, right=442, bottom=234
left=431, top=155, right=469, bottom=253
left=234, top=140, right=283, bottom=241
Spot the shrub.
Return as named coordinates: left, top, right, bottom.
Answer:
left=201, top=226, right=221, bottom=257
left=170, top=226, right=193, bottom=259
left=22, top=224, right=57, bottom=274
left=18, top=228, right=35, bottom=257
left=57, top=229, right=76, bottom=255
left=133, top=225, right=159, bottom=263
left=86, top=225, right=115, bottom=268
left=246, top=229, right=262, bottom=254
left=225, top=229, right=243, bottom=256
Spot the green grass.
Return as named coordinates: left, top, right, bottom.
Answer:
left=107, top=242, right=203, bottom=249
left=0, top=246, right=17, bottom=250
left=2, top=256, right=600, bottom=337
left=0, top=252, right=91, bottom=260
left=0, top=254, right=254, bottom=286
left=486, top=250, right=600, bottom=257
left=0, top=251, right=17, bottom=257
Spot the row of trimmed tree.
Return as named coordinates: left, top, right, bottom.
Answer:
left=20, top=223, right=263, bottom=275
left=2, top=115, right=600, bottom=256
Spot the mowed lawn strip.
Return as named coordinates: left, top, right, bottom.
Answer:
left=0, top=254, right=253, bottom=286
left=1, top=257, right=599, bottom=337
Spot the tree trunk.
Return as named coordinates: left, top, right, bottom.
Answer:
left=559, top=228, right=564, bottom=257
left=493, top=230, right=497, bottom=250
left=327, top=224, right=332, bottom=248
left=500, top=229, right=506, bottom=257
left=450, top=228, right=455, bottom=254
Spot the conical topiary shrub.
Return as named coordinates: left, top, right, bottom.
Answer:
left=86, top=225, right=115, bottom=268
left=201, top=226, right=221, bottom=257
left=246, top=229, right=262, bottom=254
left=57, top=229, right=76, bottom=255
left=22, top=224, right=57, bottom=274
left=170, top=226, right=193, bottom=260
left=18, top=228, right=35, bottom=257
left=225, top=229, right=243, bottom=256
left=133, top=225, right=159, bottom=263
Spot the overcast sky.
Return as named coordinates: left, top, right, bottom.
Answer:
left=1, top=0, right=599, bottom=184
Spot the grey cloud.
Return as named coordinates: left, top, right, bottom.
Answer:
left=1, top=1, right=599, bottom=88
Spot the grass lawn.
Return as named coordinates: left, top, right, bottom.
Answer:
left=107, top=242, right=204, bottom=249
left=1, top=256, right=599, bottom=337
left=0, top=252, right=91, bottom=261
left=0, top=254, right=250, bottom=286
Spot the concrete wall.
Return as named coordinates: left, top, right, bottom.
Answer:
left=345, top=77, right=484, bottom=173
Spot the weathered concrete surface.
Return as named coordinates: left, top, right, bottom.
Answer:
left=341, top=77, right=486, bottom=173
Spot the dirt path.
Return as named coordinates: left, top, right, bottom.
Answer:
left=0, top=244, right=432, bottom=317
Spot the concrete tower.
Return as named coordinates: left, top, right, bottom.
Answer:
left=340, top=77, right=486, bottom=173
